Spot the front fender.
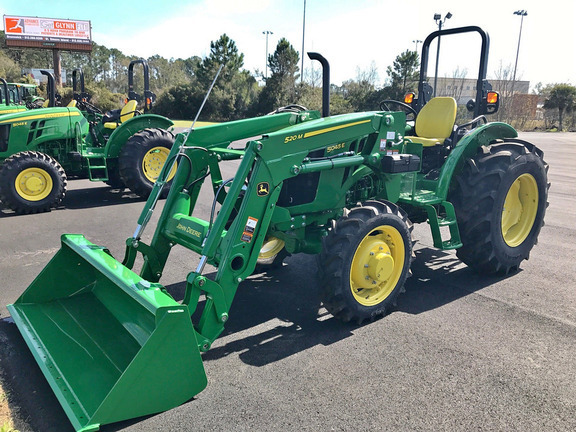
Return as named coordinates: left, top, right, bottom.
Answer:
left=105, top=114, right=174, bottom=158
left=436, top=122, right=518, bottom=199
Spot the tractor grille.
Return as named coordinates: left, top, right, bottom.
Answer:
left=27, top=120, right=46, bottom=145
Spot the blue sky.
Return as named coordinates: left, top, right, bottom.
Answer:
left=1, top=0, right=574, bottom=89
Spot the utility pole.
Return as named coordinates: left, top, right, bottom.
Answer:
left=301, top=0, right=306, bottom=83
left=413, top=39, right=422, bottom=52
left=262, top=30, right=273, bottom=79
left=511, top=10, right=528, bottom=98
left=433, top=12, right=452, bottom=97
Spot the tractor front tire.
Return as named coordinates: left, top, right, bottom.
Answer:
left=256, top=236, right=290, bottom=269
left=451, top=140, right=549, bottom=274
left=119, top=128, right=176, bottom=198
left=0, top=151, right=67, bottom=214
left=319, top=200, right=413, bottom=324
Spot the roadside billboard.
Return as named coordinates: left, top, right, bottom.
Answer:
left=3, top=15, right=92, bottom=51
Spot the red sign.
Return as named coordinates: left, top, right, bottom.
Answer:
left=3, top=15, right=91, bottom=44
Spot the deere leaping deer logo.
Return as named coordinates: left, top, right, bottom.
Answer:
left=257, top=182, right=269, bottom=197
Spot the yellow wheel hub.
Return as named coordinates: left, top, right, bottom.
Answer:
left=259, top=237, right=285, bottom=260
left=15, top=168, right=53, bottom=201
left=350, top=225, right=405, bottom=306
left=502, top=173, right=538, bottom=247
left=142, top=147, right=176, bottom=183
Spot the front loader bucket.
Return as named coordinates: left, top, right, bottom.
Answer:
left=7, top=234, right=207, bottom=432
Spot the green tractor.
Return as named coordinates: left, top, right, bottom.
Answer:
left=0, top=59, right=177, bottom=214
left=0, top=79, right=28, bottom=115
left=10, top=81, right=44, bottom=108
left=0, top=78, right=44, bottom=113
left=7, top=26, right=548, bottom=431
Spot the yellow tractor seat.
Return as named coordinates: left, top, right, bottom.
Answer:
left=406, top=97, right=457, bottom=147
left=42, top=99, right=50, bottom=108
left=104, top=100, right=138, bottom=130
left=67, top=100, right=77, bottom=107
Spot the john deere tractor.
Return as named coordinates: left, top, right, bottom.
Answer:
left=0, top=59, right=176, bottom=214
left=0, top=79, right=28, bottom=115
left=7, top=26, right=548, bottom=431
left=0, top=77, right=45, bottom=113
left=10, top=81, right=44, bottom=109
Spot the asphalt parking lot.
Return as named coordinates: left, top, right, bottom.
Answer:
left=0, top=132, right=575, bottom=431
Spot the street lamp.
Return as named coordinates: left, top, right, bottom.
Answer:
left=301, top=0, right=306, bottom=84
left=511, top=10, right=528, bottom=98
left=433, top=12, right=452, bottom=96
left=413, top=39, right=422, bottom=52
left=263, top=30, right=273, bottom=79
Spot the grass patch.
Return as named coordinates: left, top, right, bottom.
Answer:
left=0, top=386, right=18, bottom=432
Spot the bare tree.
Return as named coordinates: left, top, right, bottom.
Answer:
left=303, top=66, right=322, bottom=88
left=355, top=61, right=379, bottom=87
left=440, top=66, right=468, bottom=102
left=492, top=61, right=515, bottom=122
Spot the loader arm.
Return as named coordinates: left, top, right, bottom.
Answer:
left=127, top=110, right=407, bottom=350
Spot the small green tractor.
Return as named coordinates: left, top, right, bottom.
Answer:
left=0, top=79, right=44, bottom=114
left=7, top=27, right=548, bottom=431
left=0, top=59, right=177, bottom=214
left=10, top=81, right=44, bottom=108
left=0, top=79, right=28, bottom=115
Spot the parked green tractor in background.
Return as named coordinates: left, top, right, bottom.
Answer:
left=0, top=79, right=29, bottom=115
left=0, top=78, right=44, bottom=113
left=11, top=82, right=44, bottom=108
left=7, top=26, right=548, bottom=431
left=0, top=59, right=177, bottom=214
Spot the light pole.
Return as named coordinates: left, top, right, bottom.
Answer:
left=301, top=0, right=306, bottom=83
left=433, top=12, right=452, bottom=97
left=263, top=30, right=273, bottom=79
left=511, top=10, right=527, bottom=98
left=413, top=39, right=422, bottom=52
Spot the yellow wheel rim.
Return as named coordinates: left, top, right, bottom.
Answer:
left=501, top=173, right=538, bottom=247
left=259, top=237, right=285, bottom=260
left=142, top=147, right=176, bottom=183
left=15, top=168, right=53, bottom=201
left=350, top=225, right=405, bottom=306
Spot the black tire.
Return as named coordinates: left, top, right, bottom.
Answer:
left=118, top=128, right=176, bottom=198
left=450, top=140, right=549, bottom=274
left=105, top=165, right=125, bottom=189
left=0, top=151, right=66, bottom=214
left=318, top=200, right=413, bottom=324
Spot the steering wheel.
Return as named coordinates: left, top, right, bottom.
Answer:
left=267, top=104, right=309, bottom=115
left=26, top=99, right=44, bottom=109
left=77, top=100, right=103, bottom=114
left=379, top=100, right=417, bottom=121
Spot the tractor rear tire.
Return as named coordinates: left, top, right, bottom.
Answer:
left=0, top=151, right=66, bottom=214
left=450, top=140, right=549, bottom=274
left=105, top=165, right=125, bottom=189
left=318, top=200, right=413, bottom=324
left=118, top=128, right=176, bottom=198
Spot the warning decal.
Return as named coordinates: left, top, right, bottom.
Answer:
left=241, top=216, right=259, bottom=243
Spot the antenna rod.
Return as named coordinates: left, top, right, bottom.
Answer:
left=131, top=64, right=224, bottom=241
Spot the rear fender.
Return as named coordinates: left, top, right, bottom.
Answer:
left=105, top=114, right=174, bottom=158
left=436, top=122, right=518, bottom=199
